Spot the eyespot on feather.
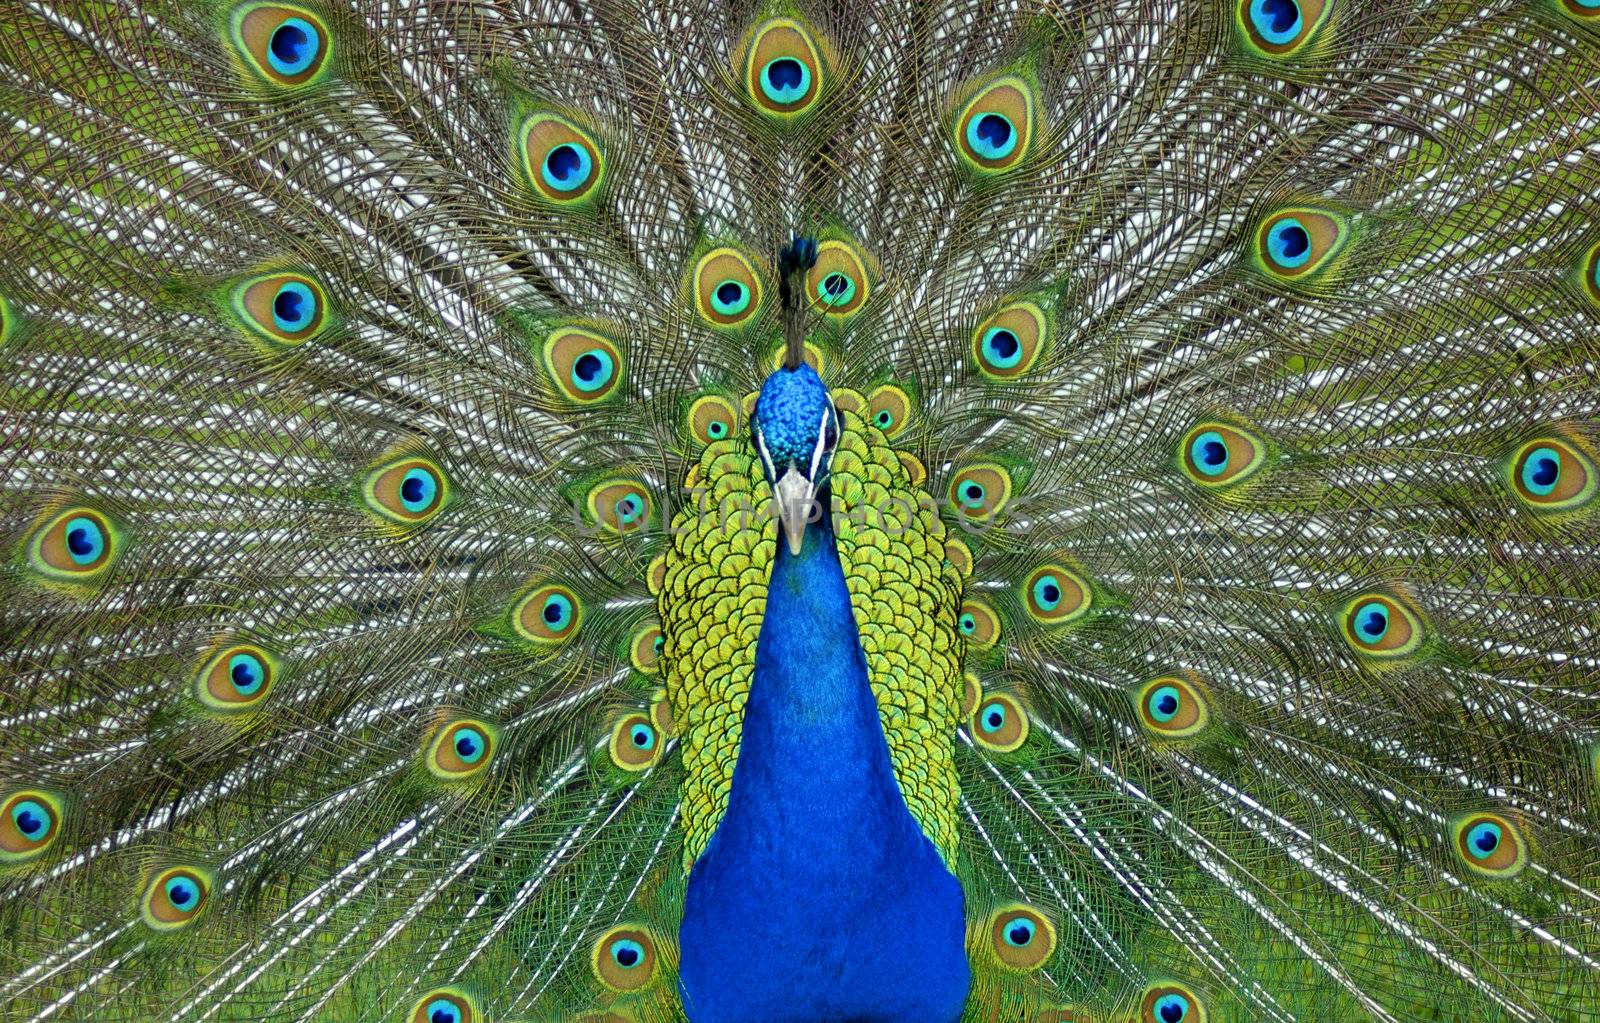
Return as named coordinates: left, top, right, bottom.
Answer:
left=649, top=690, right=676, bottom=737
left=960, top=673, right=984, bottom=719
left=513, top=583, right=582, bottom=646
left=363, top=457, right=448, bottom=525
left=971, top=692, right=1028, bottom=752
left=957, top=599, right=1000, bottom=649
left=805, top=240, right=871, bottom=317
left=1022, top=564, right=1091, bottom=625
left=1506, top=436, right=1595, bottom=513
left=743, top=18, right=825, bottom=118
left=944, top=537, right=972, bottom=577
left=519, top=113, right=605, bottom=204
left=609, top=713, right=661, bottom=771
left=948, top=463, right=1013, bottom=521
left=972, top=301, right=1046, bottom=380
left=591, top=925, right=660, bottom=991
left=407, top=987, right=480, bottom=1023
left=587, top=479, right=653, bottom=535
left=1252, top=208, right=1350, bottom=280
left=1555, top=0, right=1600, bottom=21
left=228, top=4, right=332, bottom=89
left=693, top=248, right=764, bottom=329
left=688, top=395, right=740, bottom=447
left=27, top=506, right=118, bottom=583
left=1235, top=0, right=1333, bottom=58
left=230, top=272, right=329, bottom=347
left=1452, top=812, right=1528, bottom=878
left=1134, top=676, right=1211, bottom=739
left=424, top=718, right=499, bottom=781
left=196, top=644, right=278, bottom=713
left=986, top=903, right=1056, bottom=971
left=630, top=624, right=664, bottom=674
left=1339, top=593, right=1423, bottom=659
left=542, top=327, right=624, bottom=404
left=953, top=77, right=1035, bottom=174
left=866, top=384, right=912, bottom=437
left=1, top=790, right=64, bottom=864
left=140, top=866, right=213, bottom=931
left=1140, top=983, right=1207, bottom=1023
left=1179, top=422, right=1266, bottom=487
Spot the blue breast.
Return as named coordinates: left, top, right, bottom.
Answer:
left=678, top=501, right=971, bottom=1023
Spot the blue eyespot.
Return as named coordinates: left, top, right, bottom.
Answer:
left=628, top=723, right=656, bottom=751
left=1154, top=993, right=1191, bottom=1022
left=164, top=875, right=200, bottom=909
left=426, top=1000, right=462, bottom=1023
left=706, top=420, right=727, bottom=439
left=11, top=799, right=51, bottom=839
left=979, top=700, right=1007, bottom=733
left=815, top=271, right=856, bottom=307
left=399, top=467, right=439, bottom=513
left=760, top=57, right=811, bottom=104
left=979, top=327, right=1023, bottom=369
left=571, top=348, right=616, bottom=393
left=966, top=112, right=1017, bottom=160
left=267, top=17, right=320, bottom=76
left=271, top=281, right=317, bottom=333
left=959, top=613, right=977, bottom=635
left=542, top=593, right=574, bottom=632
left=1353, top=601, right=1390, bottom=644
left=1248, top=0, right=1302, bottom=44
left=542, top=142, right=593, bottom=192
left=1002, top=917, right=1036, bottom=947
left=1466, top=820, right=1502, bottom=859
left=1031, top=574, right=1063, bottom=612
left=710, top=280, right=751, bottom=317
left=958, top=482, right=987, bottom=509
left=453, top=727, right=486, bottom=764
left=1189, top=431, right=1229, bottom=476
left=228, top=653, right=265, bottom=696
left=1266, top=218, right=1311, bottom=269
left=1148, top=685, right=1181, bottom=723
left=611, top=937, right=645, bottom=968
left=64, top=517, right=105, bottom=565
left=1520, top=446, right=1561, bottom=496
left=616, top=495, right=645, bottom=526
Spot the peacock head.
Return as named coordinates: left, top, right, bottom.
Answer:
left=754, top=236, right=838, bottom=556
left=754, top=360, right=838, bottom=556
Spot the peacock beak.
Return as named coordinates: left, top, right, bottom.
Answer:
left=774, top=467, right=817, bottom=556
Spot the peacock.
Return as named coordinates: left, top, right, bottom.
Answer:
left=2, top=0, right=1599, bottom=1020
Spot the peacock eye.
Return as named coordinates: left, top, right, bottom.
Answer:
left=1179, top=422, right=1266, bottom=487
left=230, top=4, right=332, bottom=88
left=1141, top=985, right=1205, bottom=1023
left=971, top=301, right=1047, bottom=380
left=865, top=384, right=911, bottom=439
left=1253, top=208, right=1349, bottom=281
left=2, top=790, right=63, bottom=863
left=363, top=458, right=448, bottom=525
left=1135, top=676, right=1211, bottom=738
left=971, top=693, right=1028, bottom=751
left=586, top=479, right=653, bottom=535
left=542, top=327, right=624, bottom=404
left=953, top=77, right=1035, bottom=174
left=231, top=272, right=330, bottom=347
left=693, top=248, right=765, bottom=328
left=630, top=624, right=665, bottom=674
left=1507, top=436, right=1594, bottom=512
left=1452, top=812, right=1527, bottom=878
left=947, top=463, right=1013, bottom=521
left=689, top=395, right=740, bottom=447
left=141, top=866, right=212, bottom=930
left=1238, top=0, right=1331, bottom=57
left=513, top=583, right=582, bottom=646
left=592, top=926, right=659, bottom=991
left=519, top=114, right=604, bottom=203
left=197, top=644, right=277, bottom=712
left=424, top=719, right=499, bottom=781
left=804, top=239, right=871, bottom=317
left=408, top=989, right=478, bottom=1023
left=744, top=18, right=824, bottom=118
left=1023, top=564, right=1091, bottom=625
left=986, top=904, right=1055, bottom=971
left=28, top=507, right=117, bottom=583
left=1339, top=593, right=1423, bottom=660
left=609, top=713, right=661, bottom=771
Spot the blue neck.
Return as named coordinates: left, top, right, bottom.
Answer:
left=677, top=498, right=971, bottom=1023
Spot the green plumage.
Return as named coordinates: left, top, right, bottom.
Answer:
left=2, top=1, right=1599, bottom=1021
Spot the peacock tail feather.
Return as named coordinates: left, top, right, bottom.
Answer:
left=1, top=1, right=1598, bottom=1021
